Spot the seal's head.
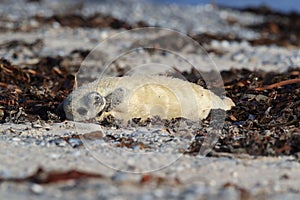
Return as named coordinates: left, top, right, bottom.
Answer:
left=59, top=85, right=106, bottom=121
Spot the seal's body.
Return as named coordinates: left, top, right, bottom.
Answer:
left=62, top=76, right=235, bottom=122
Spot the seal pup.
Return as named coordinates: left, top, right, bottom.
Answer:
left=61, top=76, right=235, bottom=122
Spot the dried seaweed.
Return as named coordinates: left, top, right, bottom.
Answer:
left=34, top=13, right=147, bottom=29
left=216, top=68, right=300, bottom=156
left=0, top=57, right=75, bottom=122
left=0, top=167, right=103, bottom=184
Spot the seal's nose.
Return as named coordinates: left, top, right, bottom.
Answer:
left=56, top=100, right=67, bottom=120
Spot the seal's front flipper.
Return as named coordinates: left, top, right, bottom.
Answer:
left=104, top=88, right=126, bottom=112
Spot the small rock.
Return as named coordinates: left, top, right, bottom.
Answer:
left=50, top=153, right=60, bottom=159
left=111, top=171, right=128, bottom=182
left=32, top=124, right=43, bottom=129
left=30, top=184, right=44, bottom=195
left=50, top=138, right=67, bottom=147
left=67, top=138, right=83, bottom=148
left=221, top=40, right=230, bottom=48
left=232, top=51, right=245, bottom=62
left=12, top=137, right=21, bottom=141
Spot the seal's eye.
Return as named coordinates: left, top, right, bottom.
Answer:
left=77, top=107, right=88, bottom=116
left=87, top=92, right=103, bottom=105
left=94, top=95, right=101, bottom=102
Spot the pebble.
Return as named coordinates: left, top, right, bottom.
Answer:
left=50, top=153, right=60, bottom=159
left=11, top=137, right=21, bottom=142
left=111, top=171, right=128, bottom=182
left=44, top=124, right=51, bottom=131
left=32, top=124, right=43, bottom=129
left=30, top=184, right=44, bottom=195
left=126, top=158, right=135, bottom=166
left=49, top=138, right=67, bottom=147
left=221, top=40, right=230, bottom=49
left=67, top=138, right=83, bottom=148
left=232, top=51, right=246, bottom=62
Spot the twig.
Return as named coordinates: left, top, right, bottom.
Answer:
left=255, top=78, right=300, bottom=91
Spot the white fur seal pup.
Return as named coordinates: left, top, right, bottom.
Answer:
left=61, top=76, right=235, bottom=122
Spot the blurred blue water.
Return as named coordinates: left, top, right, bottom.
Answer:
left=152, top=0, right=300, bottom=13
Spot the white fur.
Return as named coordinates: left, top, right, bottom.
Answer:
left=63, top=76, right=235, bottom=121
